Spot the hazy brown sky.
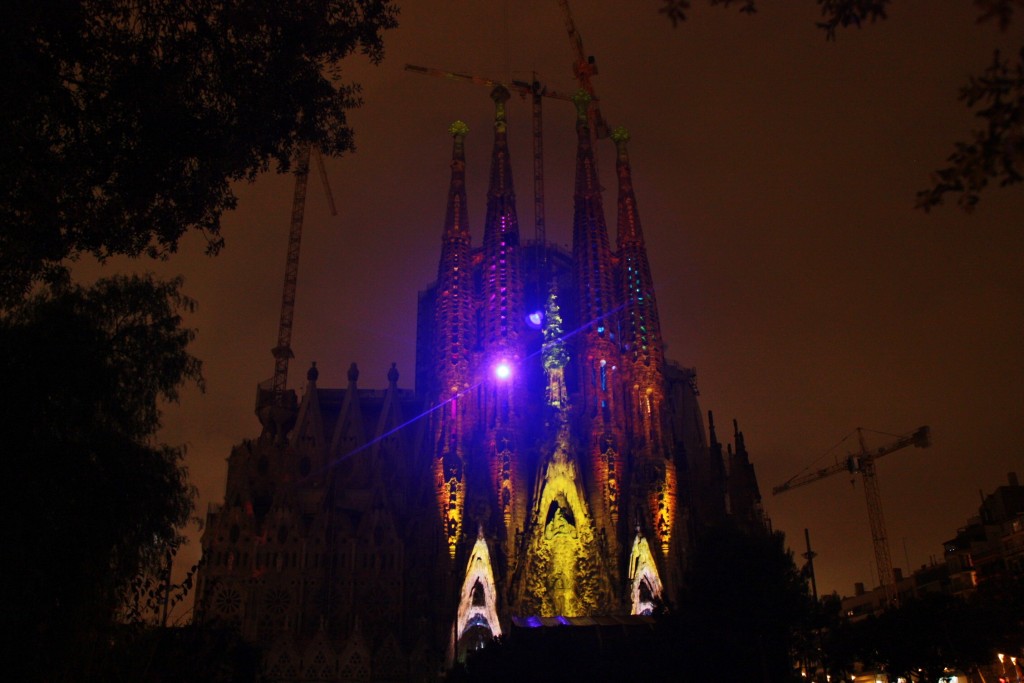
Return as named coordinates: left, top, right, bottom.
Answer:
left=97, top=1, right=1023, bottom=617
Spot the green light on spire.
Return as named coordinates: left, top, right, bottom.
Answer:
left=491, top=86, right=510, bottom=133
left=612, top=126, right=630, bottom=162
left=542, top=284, right=568, bottom=372
left=571, top=89, right=591, bottom=123
left=449, top=120, right=469, bottom=137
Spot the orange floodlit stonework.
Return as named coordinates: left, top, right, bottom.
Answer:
left=194, top=86, right=766, bottom=679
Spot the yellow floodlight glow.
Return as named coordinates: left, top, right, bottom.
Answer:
left=455, top=530, right=502, bottom=642
left=628, top=530, right=664, bottom=615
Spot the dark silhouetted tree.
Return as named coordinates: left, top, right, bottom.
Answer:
left=0, top=0, right=398, bottom=302
left=0, top=275, right=202, bottom=680
left=820, top=582, right=1024, bottom=683
left=91, top=624, right=263, bottom=683
left=813, top=593, right=866, bottom=681
left=846, top=593, right=999, bottom=682
left=657, top=0, right=1024, bottom=212
left=681, top=521, right=810, bottom=682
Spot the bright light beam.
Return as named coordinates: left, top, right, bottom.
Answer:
left=494, top=362, right=512, bottom=380
left=302, top=301, right=629, bottom=484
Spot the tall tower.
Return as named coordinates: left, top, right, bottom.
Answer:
left=194, top=68, right=770, bottom=681
left=612, top=126, right=677, bottom=563
left=480, top=86, right=524, bottom=357
left=479, top=86, right=527, bottom=556
left=433, top=121, right=473, bottom=559
left=570, top=90, right=625, bottom=565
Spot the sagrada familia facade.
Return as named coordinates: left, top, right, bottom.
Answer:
left=194, top=88, right=765, bottom=681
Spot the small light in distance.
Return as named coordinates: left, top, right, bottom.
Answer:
left=526, top=310, right=543, bottom=329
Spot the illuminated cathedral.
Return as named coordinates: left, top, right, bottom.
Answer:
left=195, top=88, right=765, bottom=681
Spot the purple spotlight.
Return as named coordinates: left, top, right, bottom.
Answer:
left=526, top=310, right=543, bottom=329
left=494, top=362, right=512, bottom=380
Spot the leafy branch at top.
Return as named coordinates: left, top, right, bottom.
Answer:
left=657, top=0, right=889, bottom=33
left=658, top=0, right=1024, bottom=210
left=0, top=0, right=399, bottom=304
left=659, top=0, right=757, bottom=27
left=918, top=47, right=1024, bottom=211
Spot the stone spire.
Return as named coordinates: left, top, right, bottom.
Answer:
left=480, top=86, right=528, bottom=558
left=570, top=89, right=625, bottom=553
left=433, top=122, right=472, bottom=559
left=613, top=126, right=665, bottom=375
left=481, top=85, right=523, bottom=356
left=701, top=410, right=728, bottom=524
left=728, top=419, right=764, bottom=527
left=435, top=121, right=473, bottom=398
left=571, top=90, right=616, bottom=348
left=329, top=362, right=367, bottom=485
left=613, top=126, right=675, bottom=561
left=290, top=361, right=325, bottom=467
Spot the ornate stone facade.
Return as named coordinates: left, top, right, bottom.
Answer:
left=195, top=89, right=765, bottom=681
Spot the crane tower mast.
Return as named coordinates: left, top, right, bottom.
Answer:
left=270, top=144, right=337, bottom=397
left=271, top=144, right=311, bottom=395
left=773, top=426, right=931, bottom=605
left=558, top=0, right=609, bottom=139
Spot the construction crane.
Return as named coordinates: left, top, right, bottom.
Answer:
left=404, top=64, right=575, bottom=272
left=270, top=144, right=337, bottom=398
left=772, top=425, right=931, bottom=606
left=557, top=0, right=609, bottom=140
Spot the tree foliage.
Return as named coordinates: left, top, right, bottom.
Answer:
left=88, top=624, right=262, bottom=683
left=0, top=0, right=398, bottom=302
left=814, top=578, right=1024, bottom=682
left=0, top=3, right=402, bottom=676
left=1, top=274, right=202, bottom=679
left=917, top=46, right=1024, bottom=212
left=657, top=0, right=888, bottom=33
left=839, top=593, right=1003, bottom=682
left=658, top=0, right=1024, bottom=211
left=681, top=522, right=811, bottom=682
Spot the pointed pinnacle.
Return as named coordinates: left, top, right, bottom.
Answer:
left=612, top=126, right=631, bottom=162
left=491, top=86, right=510, bottom=132
left=572, top=89, right=591, bottom=124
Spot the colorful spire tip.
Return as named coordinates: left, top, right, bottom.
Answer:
left=572, top=89, right=591, bottom=121
left=611, top=126, right=630, bottom=144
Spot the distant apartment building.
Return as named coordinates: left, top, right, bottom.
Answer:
left=842, top=472, right=1023, bottom=620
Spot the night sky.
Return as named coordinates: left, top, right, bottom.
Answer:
left=86, top=1, right=1024, bottom=618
